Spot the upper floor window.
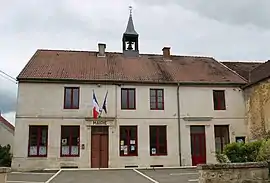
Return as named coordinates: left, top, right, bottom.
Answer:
left=150, top=89, right=164, bottom=110
left=28, top=125, right=48, bottom=157
left=121, top=88, right=136, bottom=109
left=213, top=90, right=226, bottom=110
left=64, top=87, right=79, bottom=109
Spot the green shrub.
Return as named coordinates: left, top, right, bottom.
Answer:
left=215, top=151, right=230, bottom=163
left=245, top=140, right=263, bottom=162
left=223, top=142, right=247, bottom=162
left=256, top=139, right=270, bottom=162
left=216, top=140, right=264, bottom=163
left=0, top=144, right=12, bottom=167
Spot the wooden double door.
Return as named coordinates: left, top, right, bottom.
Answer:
left=91, top=126, right=109, bottom=168
left=190, top=126, right=206, bottom=166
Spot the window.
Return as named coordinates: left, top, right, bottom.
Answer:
left=214, top=125, right=230, bottom=152
left=121, top=88, right=136, bottom=109
left=150, top=89, right=164, bottom=110
left=61, top=126, right=80, bottom=157
left=64, top=87, right=80, bottom=109
left=149, top=126, right=167, bottom=156
left=236, top=136, right=246, bottom=143
left=213, top=90, right=226, bottom=110
left=28, top=126, right=48, bottom=157
left=119, top=126, right=137, bottom=156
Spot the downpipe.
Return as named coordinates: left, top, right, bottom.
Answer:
left=177, top=83, right=182, bottom=166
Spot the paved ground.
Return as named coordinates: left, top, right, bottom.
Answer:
left=7, top=171, right=58, bottom=183
left=7, top=168, right=198, bottom=183
left=138, top=168, right=198, bottom=183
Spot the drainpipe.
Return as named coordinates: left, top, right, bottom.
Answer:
left=177, top=83, right=182, bottom=166
left=115, top=85, right=118, bottom=118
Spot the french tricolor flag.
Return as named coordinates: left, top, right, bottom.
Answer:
left=92, top=91, right=100, bottom=119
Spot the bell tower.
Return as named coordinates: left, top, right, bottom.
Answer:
left=122, top=6, right=139, bottom=57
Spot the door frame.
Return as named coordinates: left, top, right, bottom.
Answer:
left=190, top=125, right=206, bottom=166
left=91, top=126, right=109, bottom=168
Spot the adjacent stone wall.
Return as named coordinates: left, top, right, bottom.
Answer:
left=244, top=78, right=270, bottom=140
left=198, top=162, right=269, bottom=183
left=0, top=167, right=11, bottom=183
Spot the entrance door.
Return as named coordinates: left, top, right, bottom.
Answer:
left=91, top=126, right=109, bottom=168
left=190, top=126, right=206, bottom=166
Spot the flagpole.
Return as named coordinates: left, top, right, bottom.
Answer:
left=100, top=90, right=108, bottom=117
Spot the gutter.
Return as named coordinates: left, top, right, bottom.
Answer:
left=17, top=78, right=246, bottom=87
left=177, top=83, right=182, bottom=166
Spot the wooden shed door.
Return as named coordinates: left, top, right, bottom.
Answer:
left=190, top=126, right=206, bottom=166
left=91, top=126, right=109, bottom=168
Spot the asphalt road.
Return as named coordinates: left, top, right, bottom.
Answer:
left=7, top=168, right=198, bottom=183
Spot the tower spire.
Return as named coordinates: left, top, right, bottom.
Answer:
left=122, top=6, right=139, bottom=57
left=124, top=6, right=138, bottom=35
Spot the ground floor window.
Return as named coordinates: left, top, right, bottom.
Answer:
left=236, top=136, right=246, bottom=143
left=214, top=125, right=230, bottom=152
left=28, top=125, right=48, bottom=157
left=119, top=126, right=137, bottom=156
left=149, top=126, right=167, bottom=156
left=61, top=126, right=80, bottom=157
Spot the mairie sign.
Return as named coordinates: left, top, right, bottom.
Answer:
left=85, top=117, right=115, bottom=126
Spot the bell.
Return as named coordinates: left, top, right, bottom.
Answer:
left=127, top=41, right=133, bottom=50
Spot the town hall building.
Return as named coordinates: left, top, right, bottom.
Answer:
left=12, top=10, right=247, bottom=171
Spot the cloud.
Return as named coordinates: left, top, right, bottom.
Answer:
left=133, top=0, right=270, bottom=30
left=1, top=0, right=270, bottom=124
left=0, top=77, right=17, bottom=114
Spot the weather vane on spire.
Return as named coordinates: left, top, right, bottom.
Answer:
left=129, top=6, right=133, bottom=16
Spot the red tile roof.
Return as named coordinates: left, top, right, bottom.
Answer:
left=221, top=61, right=263, bottom=81
left=17, top=49, right=247, bottom=85
left=0, top=115, right=15, bottom=132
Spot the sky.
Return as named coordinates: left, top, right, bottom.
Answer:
left=1, top=0, right=270, bottom=125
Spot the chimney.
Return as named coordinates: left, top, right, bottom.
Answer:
left=98, top=43, right=106, bottom=57
left=162, top=47, right=171, bottom=60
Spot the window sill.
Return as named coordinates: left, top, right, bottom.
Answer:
left=27, top=155, right=47, bottom=158
left=120, top=155, right=138, bottom=157
left=150, top=109, right=164, bottom=111
left=60, top=155, right=80, bottom=157
left=150, top=154, right=168, bottom=156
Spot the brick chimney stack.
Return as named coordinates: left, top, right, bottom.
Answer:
left=97, top=43, right=106, bottom=57
left=162, top=47, right=171, bottom=60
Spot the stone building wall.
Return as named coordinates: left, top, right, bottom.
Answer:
left=244, top=78, right=270, bottom=140
left=198, top=162, right=269, bottom=183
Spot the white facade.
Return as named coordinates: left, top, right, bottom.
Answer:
left=12, top=82, right=247, bottom=171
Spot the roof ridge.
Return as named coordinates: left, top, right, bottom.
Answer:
left=220, top=60, right=266, bottom=63
left=37, top=49, right=214, bottom=59
left=37, top=49, right=93, bottom=53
